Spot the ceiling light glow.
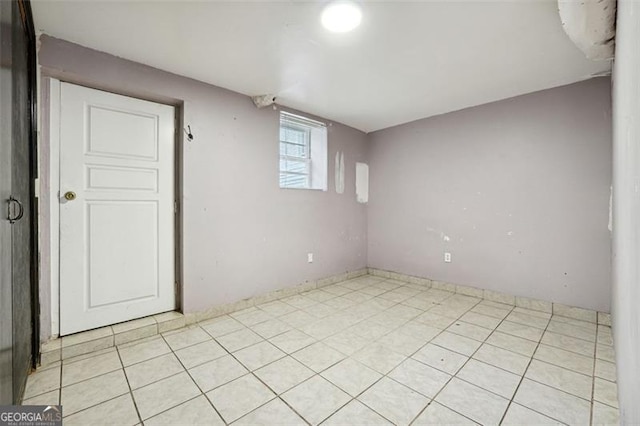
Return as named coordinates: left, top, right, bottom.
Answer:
left=321, top=2, right=362, bottom=33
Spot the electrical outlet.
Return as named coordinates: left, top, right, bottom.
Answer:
left=308, top=253, right=314, bottom=263
left=444, top=252, right=452, bottom=263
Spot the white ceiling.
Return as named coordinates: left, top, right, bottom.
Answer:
left=32, top=1, right=611, bottom=132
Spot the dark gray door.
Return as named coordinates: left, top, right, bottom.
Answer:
left=11, top=0, right=34, bottom=403
left=0, top=0, right=37, bottom=405
left=0, top=0, right=15, bottom=405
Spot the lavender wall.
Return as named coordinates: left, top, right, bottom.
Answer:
left=368, top=78, right=612, bottom=312
left=38, top=36, right=368, bottom=335
left=38, top=34, right=613, bottom=344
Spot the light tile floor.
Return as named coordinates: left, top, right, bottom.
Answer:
left=23, top=275, right=619, bottom=425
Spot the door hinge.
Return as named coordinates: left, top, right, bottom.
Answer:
left=174, top=201, right=178, bottom=213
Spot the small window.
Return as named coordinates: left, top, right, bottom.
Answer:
left=279, top=111, right=327, bottom=190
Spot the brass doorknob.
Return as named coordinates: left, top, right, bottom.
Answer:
left=64, top=191, right=77, bottom=201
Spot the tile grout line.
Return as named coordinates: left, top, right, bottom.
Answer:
left=240, top=371, right=312, bottom=425
left=57, top=366, right=132, bottom=420
left=61, top=353, right=122, bottom=385
left=218, top=330, right=296, bottom=424
left=521, top=360, right=595, bottom=402
left=408, top=299, right=514, bottom=425
left=58, top=359, right=62, bottom=409
left=157, top=331, right=229, bottom=425
left=590, top=321, right=600, bottom=425
left=404, top=298, right=487, bottom=425
left=58, top=386, right=132, bottom=421
left=58, top=348, right=164, bottom=390
left=114, top=344, right=144, bottom=425
left=497, top=313, right=558, bottom=425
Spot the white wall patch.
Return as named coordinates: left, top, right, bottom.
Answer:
left=335, top=151, right=345, bottom=194
left=356, top=162, right=369, bottom=203
left=608, top=185, right=612, bottom=232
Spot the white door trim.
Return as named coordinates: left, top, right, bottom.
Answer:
left=48, top=78, right=180, bottom=336
left=49, top=78, right=61, bottom=337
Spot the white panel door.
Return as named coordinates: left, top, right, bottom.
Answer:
left=59, top=83, right=175, bottom=335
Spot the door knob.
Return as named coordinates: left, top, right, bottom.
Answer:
left=64, top=191, right=77, bottom=201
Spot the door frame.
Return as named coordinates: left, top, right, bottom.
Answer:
left=47, top=78, right=183, bottom=337
left=21, top=0, right=39, bottom=370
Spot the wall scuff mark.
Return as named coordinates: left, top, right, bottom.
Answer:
left=425, top=227, right=451, bottom=242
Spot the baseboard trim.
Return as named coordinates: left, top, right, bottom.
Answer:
left=366, top=267, right=610, bottom=325
left=183, top=268, right=369, bottom=325
left=38, top=268, right=368, bottom=367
